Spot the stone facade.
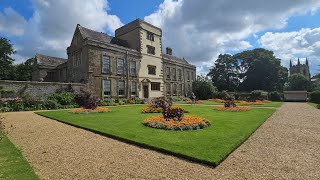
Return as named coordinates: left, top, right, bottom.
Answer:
left=32, top=54, right=68, bottom=82
left=289, top=58, right=311, bottom=80
left=32, top=19, right=196, bottom=99
left=0, top=80, right=84, bottom=99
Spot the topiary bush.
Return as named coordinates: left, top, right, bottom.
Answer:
left=162, top=107, right=185, bottom=120
left=310, top=91, right=320, bottom=104
left=74, top=89, right=99, bottom=109
left=268, top=91, right=282, bottom=101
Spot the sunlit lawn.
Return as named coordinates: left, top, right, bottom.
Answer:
left=36, top=105, right=275, bottom=166
left=0, top=137, right=39, bottom=179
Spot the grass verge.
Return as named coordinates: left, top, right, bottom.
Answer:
left=36, top=105, right=275, bottom=166
left=0, top=137, right=39, bottom=179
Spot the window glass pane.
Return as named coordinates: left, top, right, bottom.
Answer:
left=131, top=81, right=136, bottom=95
left=117, top=59, right=124, bottom=74
left=151, top=82, right=160, bottom=91
left=166, top=67, right=170, bottom=79
left=118, top=80, right=125, bottom=96
left=103, top=80, right=111, bottom=96
left=172, top=68, right=176, bottom=80
left=148, top=65, right=156, bottom=75
left=130, top=61, right=136, bottom=76
left=166, top=83, right=171, bottom=95
left=102, top=56, right=110, bottom=73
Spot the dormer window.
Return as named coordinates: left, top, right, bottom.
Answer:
left=147, top=31, right=154, bottom=41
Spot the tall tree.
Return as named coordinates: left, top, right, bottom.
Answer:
left=0, top=37, right=15, bottom=80
left=14, top=58, right=35, bottom=81
left=287, top=74, right=310, bottom=91
left=192, top=75, right=217, bottom=100
left=233, top=48, right=287, bottom=91
left=207, top=54, right=239, bottom=91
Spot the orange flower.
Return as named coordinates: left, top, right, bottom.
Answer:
left=143, top=115, right=210, bottom=130
left=71, top=106, right=109, bottom=114
left=214, top=106, right=250, bottom=112
left=239, top=101, right=264, bottom=105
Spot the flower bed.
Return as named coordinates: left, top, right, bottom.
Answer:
left=142, top=106, right=189, bottom=113
left=208, top=98, right=225, bottom=103
left=215, top=106, right=251, bottom=112
left=239, top=100, right=264, bottom=105
left=141, top=107, right=163, bottom=113
left=143, top=115, right=210, bottom=130
left=71, top=107, right=109, bottom=114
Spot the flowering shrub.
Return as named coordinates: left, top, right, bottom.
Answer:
left=150, top=97, right=172, bottom=109
left=143, top=115, right=210, bottom=130
left=74, top=89, right=99, bottom=109
left=163, top=107, right=184, bottom=120
left=215, top=106, right=250, bottom=112
left=71, top=106, right=109, bottom=114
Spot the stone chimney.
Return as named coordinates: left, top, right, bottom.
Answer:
left=166, top=47, right=172, bottom=55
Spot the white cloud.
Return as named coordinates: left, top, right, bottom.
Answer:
left=0, top=7, right=27, bottom=36
left=144, top=0, right=320, bottom=74
left=259, top=28, right=320, bottom=75
left=2, top=0, right=123, bottom=63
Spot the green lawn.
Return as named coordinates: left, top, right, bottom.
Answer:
left=0, top=137, right=39, bottom=180
left=36, top=105, right=275, bottom=166
left=308, top=102, right=318, bottom=108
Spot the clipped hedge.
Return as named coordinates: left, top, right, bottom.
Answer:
left=310, top=91, right=320, bottom=104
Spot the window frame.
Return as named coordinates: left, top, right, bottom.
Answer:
left=146, top=45, right=155, bottom=55
left=166, top=67, right=171, bottom=80
left=151, top=82, right=161, bottom=91
left=166, top=83, right=171, bottom=95
left=178, top=69, right=182, bottom=80
left=118, top=80, right=125, bottom=96
left=130, top=61, right=137, bottom=76
left=148, top=65, right=156, bottom=75
left=117, top=58, right=125, bottom=75
left=172, top=68, right=176, bottom=80
left=131, top=81, right=137, bottom=96
left=103, top=79, right=111, bottom=97
left=101, top=56, right=111, bottom=74
left=146, top=31, right=154, bottom=41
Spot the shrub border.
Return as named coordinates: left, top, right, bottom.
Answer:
left=35, top=109, right=276, bottom=167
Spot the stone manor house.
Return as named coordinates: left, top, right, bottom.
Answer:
left=32, top=19, right=196, bottom=99
left=289, top=58, right=311, bottom=80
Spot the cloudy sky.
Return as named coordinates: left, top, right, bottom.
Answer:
left=1, top=0, right=320, bottom=76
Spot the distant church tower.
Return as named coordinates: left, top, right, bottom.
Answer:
left=289, top=58, right=311, bottom=80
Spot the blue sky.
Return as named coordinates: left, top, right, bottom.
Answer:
left=1, top=0, right=320, bottom=75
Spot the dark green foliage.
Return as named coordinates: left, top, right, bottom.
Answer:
left=192, top=76, right=217, bottom=100
left=0, top=37, right=16, bottom=80
left=14, top=58, right=34, bottom=81
left=75, top=89, right=99, bottom=109
left=233, top=48, right=288, bottom=91
left=48, top=92, right=75, bottom=105
left=250, top=90, right=268, bottom=100
left=207, top=54, right=239, bottom=91
left=213, top=90, right=229, bottom=99
left=286, top=74, right=311, bottom=91
left=43, top=100, right=61, bottom=110
left=310, top=91, right=320, bottom=104
left=163, top=107, right=185, bottom=120
left=268, top=91, right=282, bottom=101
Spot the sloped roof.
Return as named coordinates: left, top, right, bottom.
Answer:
left=77, top=25, right=130, bottom=48
left=35, top=54, right=67, bottom=67
left=162, top=54, right=190, bottom=65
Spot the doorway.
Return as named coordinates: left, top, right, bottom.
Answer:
left=143, top=85, right=149, bottom=98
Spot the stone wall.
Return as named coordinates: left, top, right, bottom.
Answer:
left=0, top=80, right=85, bottom=99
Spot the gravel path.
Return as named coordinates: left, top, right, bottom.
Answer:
left=2, top=103, right=320, bottom=179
